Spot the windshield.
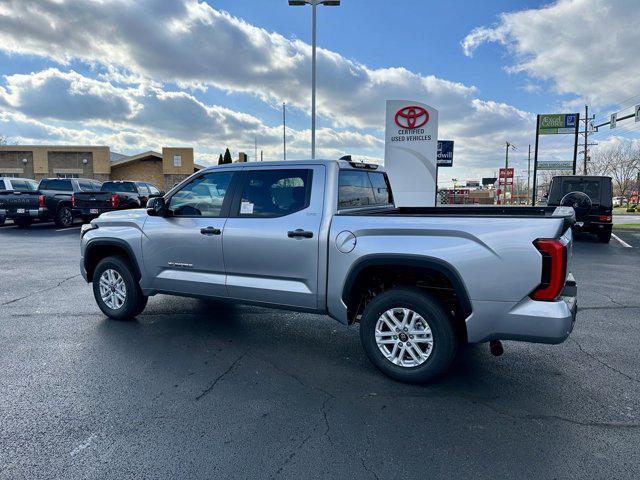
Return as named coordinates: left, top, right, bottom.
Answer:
left=101, top=182, right=136, bottom=193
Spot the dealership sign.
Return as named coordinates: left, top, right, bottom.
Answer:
left=537, top=160, right=573, bottom=171
left=384, top=100, right=439, bottom=206
left=437, top=140, right=454, bottom=167
left=538, top=113, right=578, bottom=135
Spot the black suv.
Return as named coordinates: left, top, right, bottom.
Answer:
left=546, top=175, right=613, bottom=243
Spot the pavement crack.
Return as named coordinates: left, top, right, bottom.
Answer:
left=571, top=338, right=640, bottom=385
left=194, top=351, right=247, bottom=401
left=1, top=274, right=81, bottom=306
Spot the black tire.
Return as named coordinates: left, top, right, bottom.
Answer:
left=359, top=287, right=458, bottom=383
left=598, top=230, right=611, bottom=243
left=54, top=206, right=74, bottom=228
left=92, top=255, right=147, bottom=320
left=15, top=217, right=33, bottom=228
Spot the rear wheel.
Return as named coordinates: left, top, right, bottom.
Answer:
left=54, top=206, right=74, bottom=228
left=359, top=287, right=458, bottom=383
left=598, top=230, right=612, bottom=243
left=15, top=218, right=33, bottom=228
left=92, top=255, right=147, bottom=320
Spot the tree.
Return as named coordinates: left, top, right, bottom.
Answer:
left=223, top=148, right=232, bottom=164
left=0, top=135, right=7, bottom=146
left=590, top=142, right=639, bottom=197
left=218, top=153, right=224, bottom=165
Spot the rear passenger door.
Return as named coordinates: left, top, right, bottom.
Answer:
left=222, top=166, right=324, bottom=309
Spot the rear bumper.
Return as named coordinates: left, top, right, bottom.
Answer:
left=574, top=221, right=612, bottom=234
left=466, top=274, right=577, bottom=344
left=74, top=207, right=114, bottom=217
left=0, top=207, right=48, bottom=220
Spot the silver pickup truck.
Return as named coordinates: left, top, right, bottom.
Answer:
left=80, top=159, right=577, bottom=382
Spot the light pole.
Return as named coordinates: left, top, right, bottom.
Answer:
left=288, top=0, right=341, bottom=159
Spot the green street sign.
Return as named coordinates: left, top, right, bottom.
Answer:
left=538, top=113, right=578, bottom=134
left=538, top=161, right=573, bottom=171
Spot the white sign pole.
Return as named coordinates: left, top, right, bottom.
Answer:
left=384, top=100, right=439, bottom=207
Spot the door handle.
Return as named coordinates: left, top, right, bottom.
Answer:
left=201, top=226, right=222, bottom=235
left=287, top=229, right=313, bottom=239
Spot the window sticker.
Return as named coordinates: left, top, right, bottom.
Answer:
left=240, top=201, right=254, bottom=214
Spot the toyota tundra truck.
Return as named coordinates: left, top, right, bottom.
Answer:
left=80, top=160, right=578, bottom=383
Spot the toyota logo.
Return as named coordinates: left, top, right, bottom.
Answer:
left=395, top=106, right=429, bottom=129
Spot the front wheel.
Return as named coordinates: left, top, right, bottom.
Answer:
left=359, top=287, right=458, bottom=383
left=92, top=255, right=147, bottom=320
left=54, top=206, right=74, bottom=228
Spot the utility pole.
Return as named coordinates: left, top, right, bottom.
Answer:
left=527, top=144, right=531, bottom=204
left=283, top=102, right=287, bottom=161
left=580, top=105, right=597, bottom=174
left=255, top=137, right=258, bottom=162
left=260, top=150, right=263, bottom=162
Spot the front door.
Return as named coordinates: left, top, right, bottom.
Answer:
left=223, top=166, right=324, bottom=309
left=142, top=170, right=237, bottom=298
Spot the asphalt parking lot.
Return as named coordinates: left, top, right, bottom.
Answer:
left=1, top=221, right=639, bottom=480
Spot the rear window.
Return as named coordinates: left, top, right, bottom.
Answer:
left=39, top=179, right=73, bottom=191
left=338, top=170, right=392, bottom=209
left=0, top=180, right=6, bottom=191
left=560, top=180, right=601, bottom=203
left=101, top=182, right=136, bottom=193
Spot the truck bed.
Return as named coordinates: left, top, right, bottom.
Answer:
left=337, top=205, right=575, bottom=228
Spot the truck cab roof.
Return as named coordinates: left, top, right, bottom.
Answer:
left=203, top=159, right=383, bottom=172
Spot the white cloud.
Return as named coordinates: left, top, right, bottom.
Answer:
left=461, top=0, right=640, bottom=108
left=0, top=0, right=543, bottom=179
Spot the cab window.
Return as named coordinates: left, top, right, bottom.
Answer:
left=235, top=169, right=312, bottom=218
left=168, top=171, right=234, bottom=217
left=338, top=170, right=392, bottom=209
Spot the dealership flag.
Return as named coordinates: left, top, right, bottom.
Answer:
left=384, top=100, right=439, bottom=207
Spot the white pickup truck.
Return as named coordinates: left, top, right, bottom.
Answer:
left=80, top=159, right=577, bottom=383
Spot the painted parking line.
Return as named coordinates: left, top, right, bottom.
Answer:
left=611, top=233, right=632, bottom=248
left=56, top=226, right=81, bottom=232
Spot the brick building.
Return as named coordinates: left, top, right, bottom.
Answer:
left=0, top=145, right=203, bottom=191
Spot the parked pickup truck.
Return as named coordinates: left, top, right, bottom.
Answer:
left=0, top=177, right=40, bottom=226
left=80, top=160, right=578, bottom=383
left=73, top=181, right=162, bottom=221
left=0, top=177, right=102, bottom=228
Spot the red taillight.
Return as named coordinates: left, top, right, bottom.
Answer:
left=39, top=195, right=45, bottom=208
left=598, top=215, right=611, bottom=222
left=71, top=194, right=75, bottom=208
left=111, top=194, right=120, bottom=208
left=531, top=239, right=567, bottom=301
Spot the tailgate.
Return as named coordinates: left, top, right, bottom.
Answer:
left=74, top=192, right=112, bottom=209
left=0, top=192, right=40, bottom=212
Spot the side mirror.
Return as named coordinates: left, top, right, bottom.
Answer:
left=147, top=196, right=167, bottom=216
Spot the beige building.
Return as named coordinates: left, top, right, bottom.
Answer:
left=0, top=145, right=203, bottom=191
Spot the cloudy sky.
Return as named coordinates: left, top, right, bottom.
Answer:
left=0, top=0, right=638, bottom=184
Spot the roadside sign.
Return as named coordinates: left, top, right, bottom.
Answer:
left=482, top=177, right=497, bottom=186
left=635, top=105, right=640, bottom=122
left=537, top=161, right=573, bottom=171
left=437, top=140, right=454, bottom=167
left=610, top=113, right=617, bottom=129
left=538, top=113, right=578, bottom=134
left=499, top=168, right=514, bottom=178
left=466, top=180, right=480, bottom=187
